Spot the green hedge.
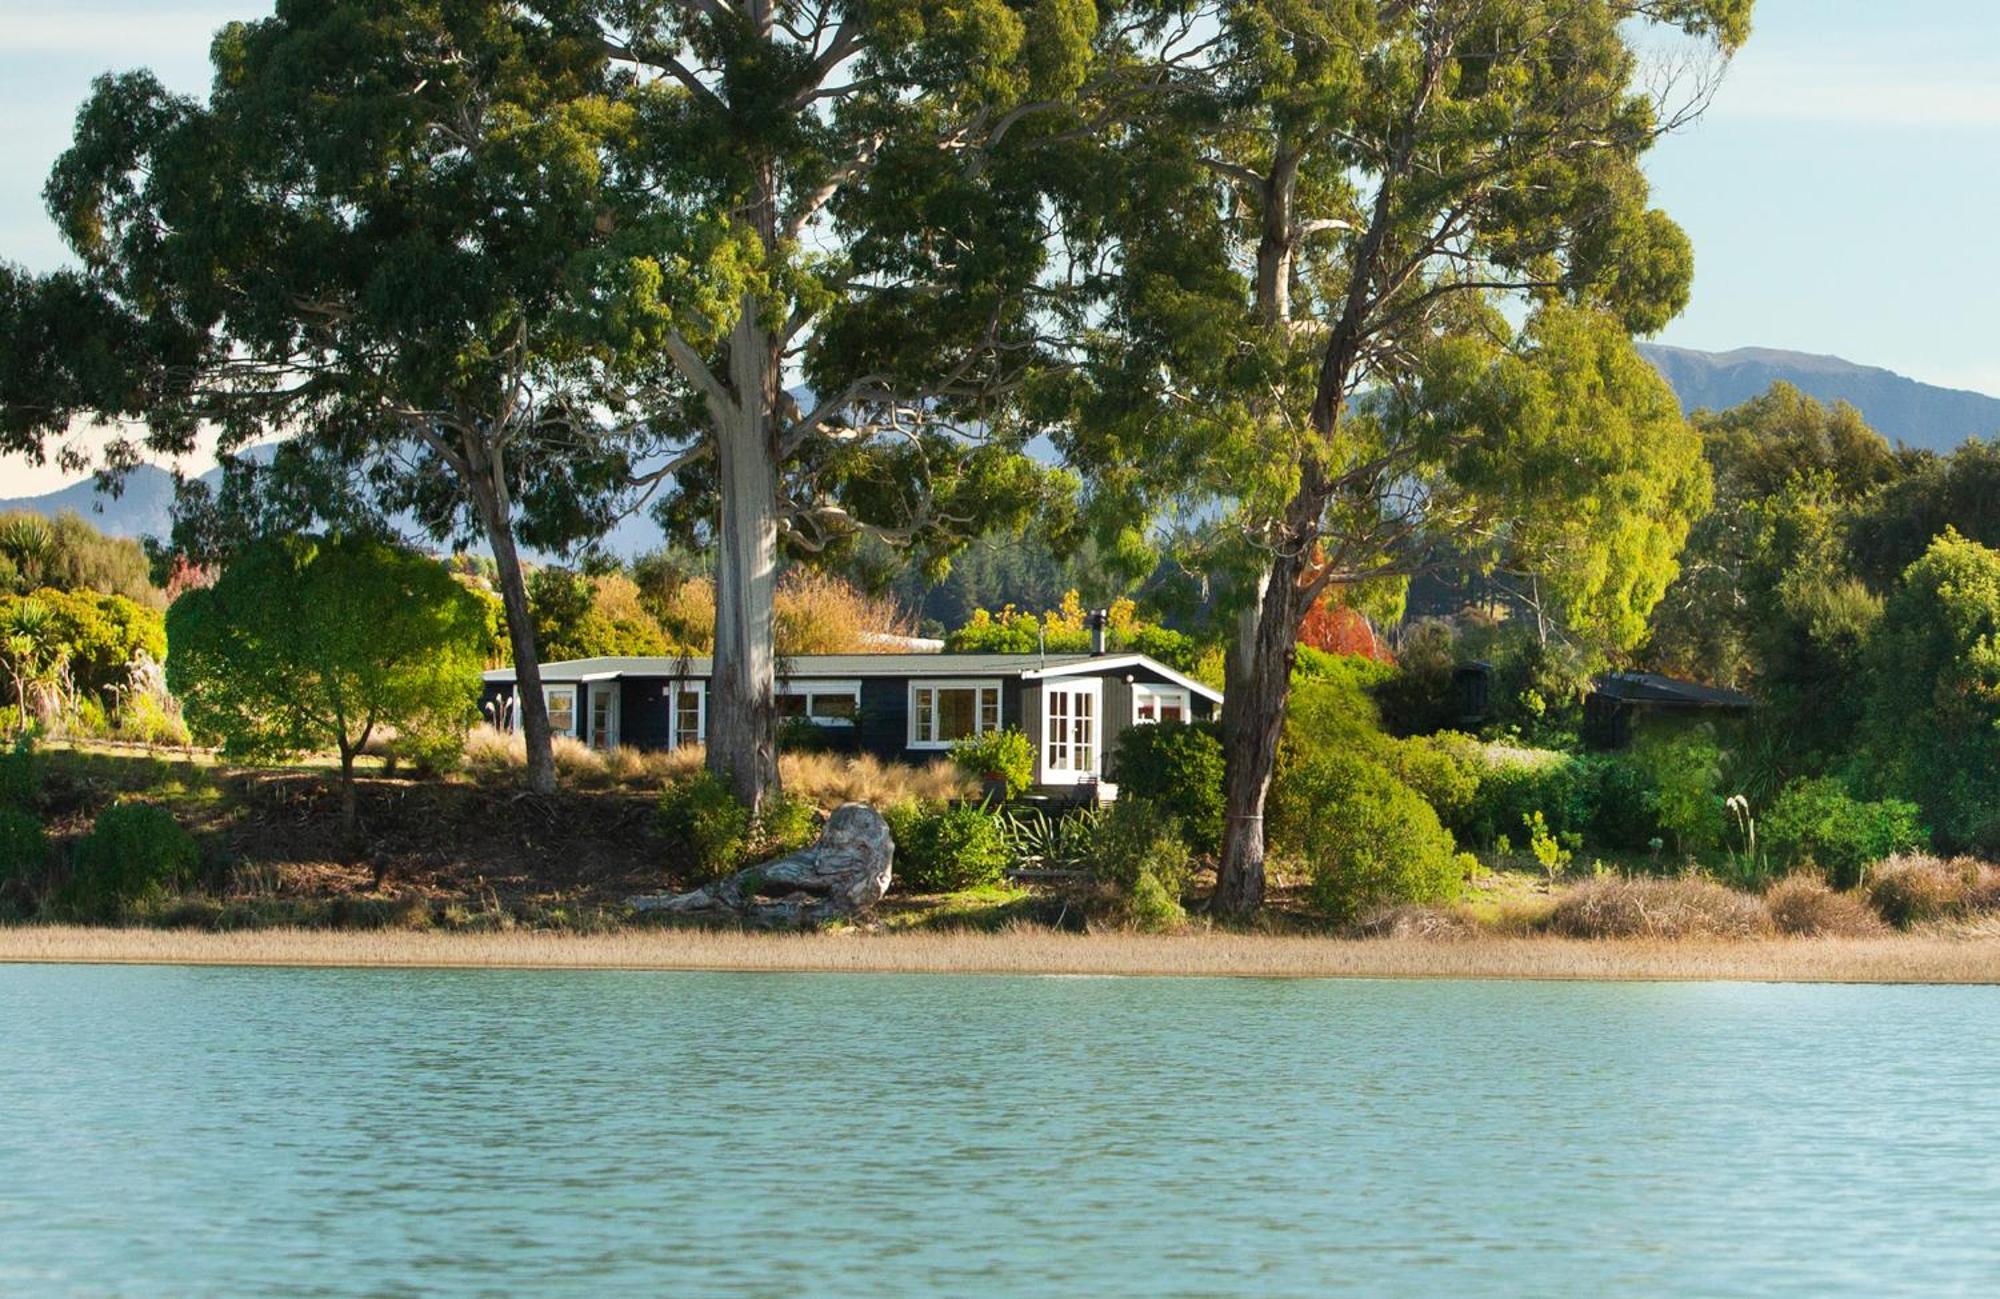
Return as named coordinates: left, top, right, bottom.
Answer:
left=58, top=802, right=200, bottom=921
left=656, top=770, right=753, bottom=883
left=1272, top=751, right=1468, bottom=921
left=886, top=801, right=1010, bottom=892
left=1109, top=722, right=1225, bottom=856
left=1763, top=777, right=1927, bottom=888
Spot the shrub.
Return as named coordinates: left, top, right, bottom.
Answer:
left=0, top=808, right=48, bottom=908
left=950, top=728, right=1036, bottom=801
left=885, top=801, right=1010, bottom=892
left=1547, top=876, right=1771, bottom=939
left=656, top=770, right=753, bottom=883
left=1384, top=733, right=1482, bottom=832
left=58, top=802, right=201, bottom=921
left=1762, top=777, right=1927, bottom=889
left=1090, top=798, right=1192, bottom=931
left=1109, top=722, right=1225, bottom=855
left=1000, top=806, right=1099, bottom=872
left=1627, top=726, right=1724, bottom=856
left=1764, top=872, right=1885, bottom=937
left=1272, top=751, right=1468, bottom=922
left=755, top=793, right=819, bottom=857
left=1867, top=854, right=1984, bottom=928
left=63, top=696, right=112, bottom=739
left=0, top=737, right=39, bottom=812
left=115, top=684, right=191, bottom=747
left=1459, top=749, right=1597, bottom=848
left=1127, top=868, right=1187, bottom=932
left=1590, top=755, right=1662, bottom=851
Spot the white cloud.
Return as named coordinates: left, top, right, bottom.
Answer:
left=1714, top=54, right=2000, bottom=128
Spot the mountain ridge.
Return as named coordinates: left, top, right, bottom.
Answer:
left=1637, top=343, right=2000, bottom=453
left=5, top=345, right=1998, bottom=546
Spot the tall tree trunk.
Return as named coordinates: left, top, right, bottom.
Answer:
left=705, top=290, right=782, bottom=812
left=337, top=745, right=360, bottom=850
left=1214, top=145, right=1303, bottom=917
left=1214, top=555, right=1307, bottom=916
left=470, top=471, right=556, bottom=796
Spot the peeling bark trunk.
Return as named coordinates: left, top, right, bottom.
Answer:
left=706, top=292, right=783, bottom=812
left=467, top=462, right=556, bottom=796
left=1214, top=557, right=1307, bottom=916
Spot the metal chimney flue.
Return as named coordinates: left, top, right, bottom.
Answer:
left=1088, top=609, right=1109, bottom=655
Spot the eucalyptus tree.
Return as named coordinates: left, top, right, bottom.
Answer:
left=4, top=2, right=689, bottom=795
left=576, top=0, right=1133, bottom=807
left=1062, top=0, right=1751, bottom=914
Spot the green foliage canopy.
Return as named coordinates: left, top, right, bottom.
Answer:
left=1856, top=529, right=2000, bottom=852
left=166, top=536, right=489, bottom=784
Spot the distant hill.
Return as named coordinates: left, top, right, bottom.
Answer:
left=1639, top=344, right=2000, bottom=454
left=0, top=452, right=660, bottom=557
left=0, top=463, right=183, bottom=541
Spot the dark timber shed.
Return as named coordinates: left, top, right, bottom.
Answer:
left=1583, top=671, right=1756, bottom=749
left=480, top=651, right=1222, bottom=797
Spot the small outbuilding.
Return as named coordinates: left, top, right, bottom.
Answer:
left=1583, top=671, right=1756, bottom=749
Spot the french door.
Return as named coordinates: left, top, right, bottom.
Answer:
left=1041, top=680, right=1102, bottom=785
left=586, top=683, right=620, bottom=751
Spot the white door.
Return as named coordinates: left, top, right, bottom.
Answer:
left=1041, top=680, right=1102, bottom=785
left=587, top=683, right=620, bottom=750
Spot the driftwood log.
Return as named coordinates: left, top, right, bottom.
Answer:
left=629, top=802, right=894, bottom=926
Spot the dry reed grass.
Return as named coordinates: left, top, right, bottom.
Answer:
left=779, top=751, right=974, bottom=806
left=1549, top=876, right=1773, bottom=940
left=457, top=726, right=963, bottom=804
left=1766, top=872, right=1885, bottom=937
left=1868, top=854, right=2000, bottom=928
left=9, top=925, right=2000, bottom=983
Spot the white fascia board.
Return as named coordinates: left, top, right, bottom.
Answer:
left=1020, top=654, right=1225, bottom=705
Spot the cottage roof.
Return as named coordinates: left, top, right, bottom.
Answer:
left=1590, top=672, right=1755, bottom=710
left=483, top=651, right=1224, bottom=702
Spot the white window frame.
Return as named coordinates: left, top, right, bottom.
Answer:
left=777, top=679, right=862, bottom=728
left=908, top=679, right=1003, bottom=750
left=1040, top=678, right=1103, bottom=786
left=535, top=685, right=578, bottom=738
left=1131, top=683, right=1193, bottom=726
left=667, top=681, right=707, bottom=750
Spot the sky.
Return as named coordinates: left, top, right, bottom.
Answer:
left=1, top=0, right=1997, bottom=493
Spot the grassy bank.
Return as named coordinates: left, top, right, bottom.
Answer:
left=8, top=924, right=2000, bottom=982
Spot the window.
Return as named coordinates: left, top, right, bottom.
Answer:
left=543, top=686, right=577, bottom=737
left=671, top=683, right=706, bottom=749
left=1132, top=684, right=1191, bottom=726
left=909, top=680, right=1002, bottom=749
left=777, top=680, right=861, bottom=727
left=1042, top=681, right=1100, bottom=783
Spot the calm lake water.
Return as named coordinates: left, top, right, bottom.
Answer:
left=2, top=968, right=1997, bottom=1297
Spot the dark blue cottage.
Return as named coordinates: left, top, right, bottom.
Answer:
left=480, top=651, right=1221, bottom=794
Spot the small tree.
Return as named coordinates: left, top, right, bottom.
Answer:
left=167, top=536, right=488, bottom=843
left=1857, top=529, right=2000, bottom=852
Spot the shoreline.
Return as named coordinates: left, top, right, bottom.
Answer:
left=6, top=926, right=2000, bottom=983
